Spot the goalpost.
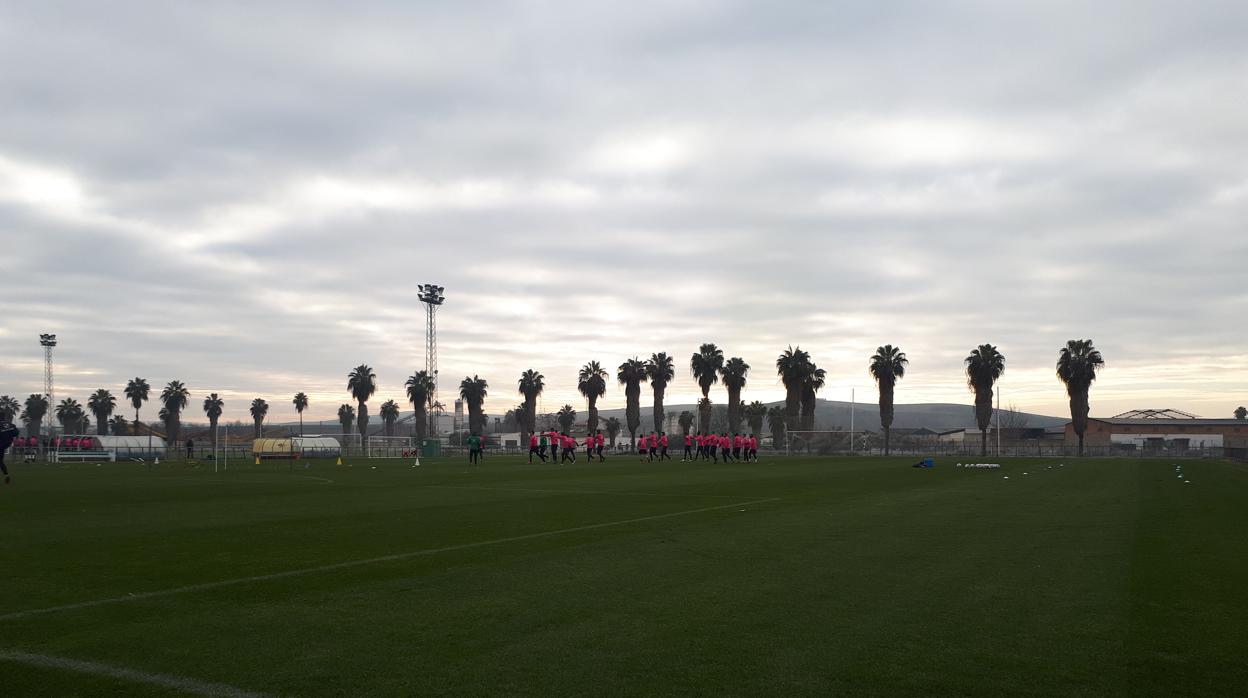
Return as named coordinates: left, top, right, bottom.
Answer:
left=365, top=436, right=415, bottom=458
left=784, top=431, right=861, bottom=456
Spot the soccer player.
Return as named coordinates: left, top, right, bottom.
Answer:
left=584, top=432, right=595, bottom=462
left=658, top=432, right=670, bottom=461
left=732, top=433, right=743, bottom=462
left=749, top=434, right=759, bottom=461
left=595, top=430, right=605, bottom=461
left=721, top=433, right=733, bottom=462
left=683, top=432, right=693, bottom=461
left=529, top=433, right=543, bottom=463
left=549, top=430, right=560, bottom=463
left=561, top=433, right=577, bottom=463
left=637, top=433, right=649, bottom=462
left=0, top=419, right=18, bottom=484
left=538, top=431, right=548, bottom=461
left=467, top=433, right=480, bottom=465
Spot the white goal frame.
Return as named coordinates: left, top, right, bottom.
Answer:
left=784, top=430, right=863, bottom=456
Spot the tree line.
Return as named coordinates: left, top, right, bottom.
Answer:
left=3, top=338, right=1171, bottom=458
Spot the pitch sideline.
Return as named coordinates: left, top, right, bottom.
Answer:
left=0, top=649, right=275, bottom=698
left=0, top=497, right=781, bottom=622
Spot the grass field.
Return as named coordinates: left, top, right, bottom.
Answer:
left=2, top=453, right=1246, bottom=696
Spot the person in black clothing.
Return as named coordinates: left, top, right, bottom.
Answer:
left=0, top=420, right=19, bottom=484
left=186, top=438, right=194, bottom=459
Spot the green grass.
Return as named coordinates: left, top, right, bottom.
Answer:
left=1, top=454, right=1246, bottom=696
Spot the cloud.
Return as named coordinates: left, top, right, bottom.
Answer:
left=1, top=1, right=1246, bottom=423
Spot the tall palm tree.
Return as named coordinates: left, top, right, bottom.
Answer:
left=678, top=410, right=695, bottom=436
left=690, top=343, right=724, bottom=431
left=719, top=357, right=750, bottom=433
left=645, top=352, right=676, bottom=433
left=1236, top=406, right=1248, bottom=420
left=109, top=415, right=128, bottom=436
left=125, top=377, right=150, bottom=436
left=458, top=375, right=489, bottom=435
left=617, top=358, right=647, bottom=446
left=379, top=400, right=400, bottom=437
left=160, top=380, right=190, bottom=444
left=965, top=343, right=1006, bottom=456
left=292, top=392, right=309, bottom=437
left=158, top=406, right=171, bottom=437
left=55, top=398, right=85, bottom=433
left=800, top=365, right=826, bottom=432
left=203, top=393, right=224, bottom=454
left=744, top=400, right=766, bottom=437
left=1056, top=339, right=1105, bottom=457
left=776, top=346, right=811, bottom=432
left=516, top=369, right=545, bottom=447
left=337, top=404, right=355, bottom=442
left=347, top=364, right=377, bottom=445
left=1, top=395, right=22, bottom=422
left=22, top=394, right=49, bottom=439
left=604, top=416, right=621, bottom=446
left=869, top=345, right=908, bottom=456
left=250, top=398, right=269, bottom=439
left=87, top=389, right=116, bottom=435
left=577, top=361, right=608, bottom=431
left=405, top=371, right=436, bottom=442
left=766, top=405, right=787, bottom=449
left=556, top=404, right=577, bottom=433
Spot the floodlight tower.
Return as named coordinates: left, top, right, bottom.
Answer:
left=39, top=334, right=56, bottom=437
left=417, top=284, right=446, bottom=434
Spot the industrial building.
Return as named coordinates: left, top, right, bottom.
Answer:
left=1066, top=409, right=1248, bottom=451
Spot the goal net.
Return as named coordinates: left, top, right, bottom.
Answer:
left=365, top=436, right=416, bottom=458
left=784, top=430, right=860, bottom=456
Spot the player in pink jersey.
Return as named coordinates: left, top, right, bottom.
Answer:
left=682, top=433, right=693, bottom=461
left=528, top=433, right=543, bottom=463
left=658, top=432, right=670, bottom=461
left=584, top=433, right=595, bottom=462
left=637, top=433, right=649, bottom=461
left=595, top=430, right=605, bottom=461
left=732, top=433, right=743, bottom=461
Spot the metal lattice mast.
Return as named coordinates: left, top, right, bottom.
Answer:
left=40, top=334, right=56, bottom=438
left=417, top=284, right=445, bottom=435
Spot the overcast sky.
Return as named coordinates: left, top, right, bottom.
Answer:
left=2, top=1, right=1246, bottom=425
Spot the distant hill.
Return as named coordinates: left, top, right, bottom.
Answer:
left=592, top=399, right=1066, bottom=431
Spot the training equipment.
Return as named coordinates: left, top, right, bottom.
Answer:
left=784, top=431, right=860, bottom=456
left=365, top=436, right=415, bottom=459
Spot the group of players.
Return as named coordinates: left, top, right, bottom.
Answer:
left=525, top=429, right=759, bottom=465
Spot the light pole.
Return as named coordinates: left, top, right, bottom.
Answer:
left=39, top=334, right=56, bottom=454
left=417, top=284, right=445, bottom=435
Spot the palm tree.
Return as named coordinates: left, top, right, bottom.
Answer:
left=640, top=352, right=675, bottom=433
left=160, top=380, right=190, bottom=444
left=337, top=404, right=355, bottom=442
left=292, top=392, right=309, bottom=437
left=766, top=405, right=787, bottom=449
left=1, top=395, right=21, bottom=422
left=800, top=365, right=826, bottom=432
left=380, top=400, right=400, bottom=437
left=719, top=357, right=750, bottom=433
left=125, top=377, right=150, bottom=436
left=55, top=398, right=85, bottom=433
left=347, top=364, right=377, bottom=446
left=22, top=394, right=49, bottom=439
left=1056, top=339, right=1105, bottom=457
left=405, top=371, right=436, bottom=442
left=86, top=389, right=116, bottom=435
left=203, top=393, right=224, bottom=454
left=158, top=406, right=171, bottom=437
left=517, top=369, right=545, bottom=447
left=744, top=400, right=766, bottom=437
left=617, top=358, right=647, bottom=446
left=577, top=361, right=608, bottom=431
left=604, top=416, right=621, bottom=446
left=250, top=398, right=269, bottom=438
left=109, top=415, right=128, bottom=436
left=458, top=375, right=489, bottom=435
left=690, top=343, right=724, bottom=431
left=869, top=345, right=908, bottom=456
left=965, top=344, right=1006, bottom=456
left=776, top=346, right=811, bottom=432
left=677, top=410, right=695, bottom=436
left=1237, top=406, right=1248, bottom=420
left=556, top=404, right=577, bottom=433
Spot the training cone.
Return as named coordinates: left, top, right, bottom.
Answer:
left=254, top=456, right=260, bottom=465
left=414, top=455, right=421, bottom=467
left=336, top=456, right=343, bottom=466
left=154, top=456, right=160, bottom=465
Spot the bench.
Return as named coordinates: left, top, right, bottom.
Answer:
left=52, top=450, right=116, bottom=462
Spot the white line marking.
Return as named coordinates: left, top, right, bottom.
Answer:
left=423, top=484, right=744, bottom=499
left=0, top=497, right=779, bottom=622
left=0, top=649, right=275, bottom=698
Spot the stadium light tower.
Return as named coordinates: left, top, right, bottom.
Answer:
left=417, top=284, right=445, bottom=434
left=40, top=334, right=56, bottom=438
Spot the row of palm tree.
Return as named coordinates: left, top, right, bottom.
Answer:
left=1, top=340, right=1108, bottom=457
